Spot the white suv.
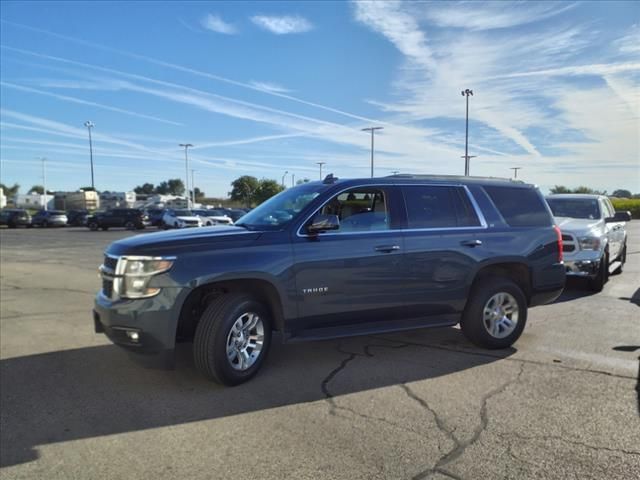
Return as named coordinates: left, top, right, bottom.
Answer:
left=161, top=209, right=203, bottom=229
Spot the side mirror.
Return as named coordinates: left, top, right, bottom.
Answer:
left=306, top=214, right=340, bottom=235
left=606, top=211, right=632, bottom=223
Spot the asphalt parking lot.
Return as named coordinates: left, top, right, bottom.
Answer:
left=1, top=224, right=639, bottom=479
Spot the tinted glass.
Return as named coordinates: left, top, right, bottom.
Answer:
left=485, top=186, right=551, bottom=227
left=403, top=186, right=460, bottom=228
left=318, top=188, right=389, bottom=232
left=546, top=198, right=601, bottom=220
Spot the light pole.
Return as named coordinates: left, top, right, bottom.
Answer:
left=38, top=156, right=47, bottom=211
left=362, top=127, right=383, bottom=178
left=191, top=169, right=196, bottom=205
left=510, top=167, right=522, bottom=179
left=316, top=162, right=326, bottom=180
left=281, top=170, right=288, bottom=188
left=460, top=155, right=477, bottom=175
left=291, top=173, right=295, bottom=187
left=461, top=89, right=473, bottom=176
left=84, top=121, right=95, bottom=189
left=179, top=143, right=193, bottom=208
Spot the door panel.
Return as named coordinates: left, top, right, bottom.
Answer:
left=292, top=231, right=406, bottom=330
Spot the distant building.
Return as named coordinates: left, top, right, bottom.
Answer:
left=0, top=188, right=6, bottom=209
left=14, top=193, right=54, bottom=210
left=137, top=194, right=189, bottom=209
left=54, top=190, right=100, bottom=210
left=99, top=191, right=136, bottom=210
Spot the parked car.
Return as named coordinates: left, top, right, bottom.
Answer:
left=67, top=209, right=89, bottom=227
left=31, top=210, right=68, bottom=227
left=161, top=209, right=203, bottom=229
left=87, top=209, right=147, bottom=231
left=145, top=208, right=165, bottom=227
left=192, top=209, right=233, bottom=226
left=94, top=175, right=565, bottom=385
left=223, top=208, right=248, bottom=222
left=546, top=194, right=630, bottom=291
left=0, top=209, right=31, bottom=228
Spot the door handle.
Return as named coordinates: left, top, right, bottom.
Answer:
left=461, top=239, right=482, bottom=247
left=374, top=245, right=400, bottom=253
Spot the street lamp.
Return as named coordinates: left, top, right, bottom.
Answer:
left=510, top=167, right=522, bottom=179
left=316, top=162, right=326, bottom=180
left=191, top=169, right=196, bottom=205
left=84, top=121, right=95, bottom=189
left=179, top=143, right=193, bottom=208
left=38, top=156, right=47, bottom=211
left=460, top=155, right=477, bottom=175
left=362, top=127, right=383, bottom=178
left=461, top=89, right=473, bottom=176
left=281, top=171, right=288, bottom=187
left=291, top=173, right=295, bottom=187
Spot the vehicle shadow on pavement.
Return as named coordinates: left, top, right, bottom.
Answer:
left=0, top=327, right=514, bottom=467
left=550, top=278, right=598, bottom=304
left=618, top=287, right=640, bottom=307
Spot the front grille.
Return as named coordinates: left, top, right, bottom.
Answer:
left=104, top=255, right=118, bottom=270
left=561, top=233, right=577, bottom=253
left=102, top=278, right=113, bottom=298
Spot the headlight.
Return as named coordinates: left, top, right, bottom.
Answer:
left=579, top=236, right=601, bottom=251
left=114, top=256, right=174, bottom=299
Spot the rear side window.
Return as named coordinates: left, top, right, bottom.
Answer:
left=484, top=186, right=551, bottom=227
left=403, top=186, right=481, bottom=228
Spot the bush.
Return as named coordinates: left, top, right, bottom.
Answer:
left=611, top=198, right=640, bottom=219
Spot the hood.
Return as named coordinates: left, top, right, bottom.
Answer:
left=555, top=216, right=603, bottom=236
left=106, top=225, right=262, bottom=256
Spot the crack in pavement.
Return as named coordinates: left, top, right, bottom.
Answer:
left=498, top=431, right=640, bottom=457
left=1, top=283, right=94, bottom=295
left=409, top=362, right=526, bottom=480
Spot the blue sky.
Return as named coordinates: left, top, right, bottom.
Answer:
left=1, top=0, right=638, bottom=197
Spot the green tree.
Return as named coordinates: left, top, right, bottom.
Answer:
left=573, top=186, right=597, bottom=194
left=29, top=185, right=44, bottom=194
left=134, top=183, right=155, bottom=194
left=155, top=181, right=169, bottom=194
left=167, top=179, right=185, bottom=195
left=254, top=179, right=285, bottom=205
left=612, top=189, right=632, bottom=198
left=194, top=187, right=205, bottom=199
left=0, top=183, right=20, bottom=197
left=229, top=175, right=260, bottom=206
left=550, top=185, right=571, bottom=194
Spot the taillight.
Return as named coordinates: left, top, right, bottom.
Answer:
left=553, top=225, right=563, bottom=262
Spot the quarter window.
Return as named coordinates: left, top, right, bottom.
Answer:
left=402, top=186, right=480, bottom=228
left=484, top=186, right=551, bottom=227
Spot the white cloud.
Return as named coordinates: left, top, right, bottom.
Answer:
left=614, top=24, right=640, bottom=54
left=250, top=15, right=313, bottom=34
left=416, top=1, right=578, bottom=31
left=200, top=13, right=237, bottom=35
left=248, top=81, right=291, bottom=94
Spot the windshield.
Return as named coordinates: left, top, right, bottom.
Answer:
left=173, top=210, right=194, bottom=216
left=547, top=198, right=601, bottom=220
left=236, top=183, right=327, bottom=230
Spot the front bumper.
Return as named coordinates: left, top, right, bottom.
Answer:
left=93, top=287, right=187, bottom=369
left=564, top=251, right=603, bottom=277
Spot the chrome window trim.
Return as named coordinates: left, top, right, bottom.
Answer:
left=296, top=183, right=488, bottom=238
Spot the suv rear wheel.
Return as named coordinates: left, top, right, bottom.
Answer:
left=461, top=277, right=527, bottom=349
left=88, top=221, right=98, bottom=231
left=193, top=293, right=272, bottom=385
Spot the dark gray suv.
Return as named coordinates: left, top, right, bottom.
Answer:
left=94, top=175, right=565, bottom=385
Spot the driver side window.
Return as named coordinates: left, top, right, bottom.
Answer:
left=318, top=188, right=390, bottom=233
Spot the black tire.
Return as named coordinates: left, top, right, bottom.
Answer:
left=88, top=222, right=99, bottom=231
left=193, top=293, right=272, bottom=386
left=589, top=252, right=608, bottom=292
left=461, top=277, right=528, bottom=349
left=124, top=221, right=135, bottom=230
left=42, top=220, right=49, bottom=228
left=613, top=242, right=626, bottom=275
left=101, top=227, right=109, bottom=231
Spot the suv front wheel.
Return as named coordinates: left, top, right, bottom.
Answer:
left=193, top=293, right=272, bottom=385
left=461, top=277, right=527, bottom=349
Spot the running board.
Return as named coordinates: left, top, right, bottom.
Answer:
left=286, top=315, right=458, bottom=343
left=608, top=261, right=622, bottom=274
